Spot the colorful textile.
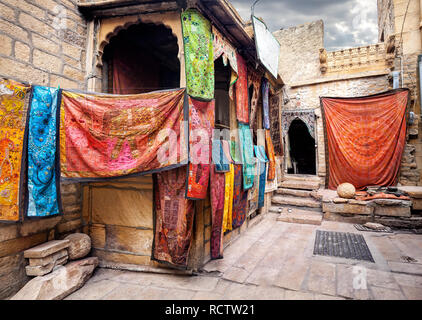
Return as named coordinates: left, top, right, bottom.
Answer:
left=230, top=140, right=242, bottom=164
left=265, top=129, right=276, bottom=181
left=321, top=89, right=409, bottom=190
left=223, top=163, right=234, bottom=233
left=232, top=164, right=248, bottom=229
left=265, top=164, right=278, bottom=193
left=60, top=88, right=188, bottom=180
left=0, top=79, right=31, bottom=222
left=248, top=67, right=261, bottom=132
left=212, top=26, right=238, bottom=74
left=262, top=78, right=270, bottom=130
left=247, top=161, right=259, bottom=215
left=181, top=9, right=214, bottom=101
left=255, top=146, right=268, bottom=208
left=186, top=98, right=214, bottom=200
left=210, top=166, right=225, bottom=260
left=152, top=166, right=194, bottom=268
left=27, top=86, right=61, bottom=218
left=235, top=53, right=249, bottom=124
left=238, top=123, right=256, bottom=190
left=213, top=139, right=230, bottom=173
left=269, top=94, right=283, bottom=156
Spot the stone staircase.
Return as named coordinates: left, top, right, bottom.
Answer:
left=271, top=175, right=324, bottom=226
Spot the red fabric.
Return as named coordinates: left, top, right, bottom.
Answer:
left=232, top=164, right=248, bottom=229
left=355, top=192, right=411, bottom=201
left=153, top=166, right=194, bottom=268
left=322, top=89, right=409, bottom=190
left=186, top=98, right=215, bottom=200
left=210, top=166, right=225, bottom=260
left=235, top=53, right=249, bottom=124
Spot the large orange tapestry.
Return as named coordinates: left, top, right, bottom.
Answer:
left=0, top=79, right=31, bottom=222
left=321, top=89, right=409, bottom=190
left=60, top=88, right=188, bottom=180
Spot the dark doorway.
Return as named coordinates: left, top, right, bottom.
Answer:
left=287, top=119, right=316, bottom=175
left=102, top=22, right=180, bottom=94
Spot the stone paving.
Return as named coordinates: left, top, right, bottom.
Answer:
left=66, top=213, right=422, bottom=300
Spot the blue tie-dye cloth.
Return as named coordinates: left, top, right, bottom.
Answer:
left=212, top=140, right=230, bottom=173
left=254, top=145, right=268, bottom=208
left=238, top=123, right=256, bottom=190
left=27, top=86, right=61, bottom=217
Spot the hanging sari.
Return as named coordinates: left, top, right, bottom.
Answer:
left=152, top=166, right=194, bottom=268
left=27, top=86, right=62, bottom=218
left=210, top=166, right=225, bottom=260
left=186, top=98, right=214, bottom=200
left=255, top=145, right=268, bottom=208
left=232, top=163, right=248, bottom=230
left=0, top=79, right=31, bottom=222
left=238, top=123, right=255, bottom=190
left=222, top=140, right=234, bottom=233
left=262, top=78, right=270, bottom=130
left=265, top=129, right=276, bottom=181
left=181, top=9, right=214, bottom=101
left=235, top=53, right=249, bottom=124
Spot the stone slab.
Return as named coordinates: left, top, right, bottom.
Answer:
left=272, top=195, right=321, bottom=208
left=24, top=240, right=70, bottom=259
left=397, top=186, right=422, bottom=199
left=26, top=255, right=68, bottom=276
left=29, top=249, right=68, bottom=267
left=276, top=188, right=312, bottom=198
left=277, top=208, right=322, bottom=225
left=323, top=203, right=374, bottom=215
left=374, top=206, right=411, bottom=217
left=412, top=199, right=422, bottom=210
left=280, top=180, right=320, bottom=191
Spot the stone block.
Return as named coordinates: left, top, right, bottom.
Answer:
left=33, top=49, right=62, bottom=73
left=29, top=249, right=68, bottom=267
left=374, top=206, right=411, bottom=217
left=0, top=233, right=47, bottom=258
left=12, top=257, right=98, bottom=300
left=323, top=202, right=374, bottom=215
left=106, top=225, right=152, bottom=256
left=24, top=240, right=69, bottom=259
left=19, top=216, right=62, bottom=237
left=14, top=41, right=30, bottom=62
left=0, top=56, right=49, bottom=85
left=32, top=33, right=60, bottom=55
left=56, top=219, right=82, bottom=234
left=90, top=224, right=106, bottom=249
left=413, top=199, right=422, bottom=210
left=0, top=34, right=12, bottom=56
left=0, top=224, right=19, bottom=242
left=26, top=255, right=68, bottom=276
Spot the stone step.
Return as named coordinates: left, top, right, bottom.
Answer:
left=276, top=188, right=313, bottom=198
left=280, top=180, right=320, bottom=191
left=272, top=195, right=322, bottom=208
left=276, top=207, right=323, bottom=226
left=282, top=174, right=323, bottom=183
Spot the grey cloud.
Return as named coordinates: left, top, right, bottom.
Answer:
left=230, top=0, right=378, bottom=50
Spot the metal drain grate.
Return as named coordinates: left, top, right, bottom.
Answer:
left=314, top=230, right=375, bottom=262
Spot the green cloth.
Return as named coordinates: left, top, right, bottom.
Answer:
left=238, top=123, right=256, bottom=190
left=181, top=9, right=214, bottom=101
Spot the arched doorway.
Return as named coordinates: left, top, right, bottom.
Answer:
left=102, top=22, right=180, bottom=94
left=287, top=119, right=316, bottom=175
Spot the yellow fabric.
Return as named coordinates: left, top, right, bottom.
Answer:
left=223, top=163, right=234, bottom=233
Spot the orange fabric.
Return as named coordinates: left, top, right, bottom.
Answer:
left=322, top=89, right=409, bottom=190
left=355, top=193, right=411, bottom=201
left=265, top=130, right=276, bottom=181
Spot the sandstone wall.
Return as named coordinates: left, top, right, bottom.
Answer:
left=0, top=0, right=87, bottom=299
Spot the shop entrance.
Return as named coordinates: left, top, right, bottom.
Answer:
left=287, top=119, right=316, bottom=175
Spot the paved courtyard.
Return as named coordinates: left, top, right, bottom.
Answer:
left=66, top=213, right=422, bottom=300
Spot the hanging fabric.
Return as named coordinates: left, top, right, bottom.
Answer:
left=247, top=160, right=259, bottom=215
left=248, top=67, right=261, bottom=132
left=222, top=140, right=234, bottom=233
left=210, top=165, right=225, bottom=260
left=321, top=89, right=409, bottom=190
left=265, top=163, right=278, bottom=193
left=181, top=8, right=214, bottom=101
left=265, top=129, right=276, bottom=181
left=232, top=163, right=248, bottom=230
left=255, top=145, right=268, bottom=208
left=213, top=139, right=230, bottom=173
left=27, top=86, right=62, bottom=218
left=60, top=88, right=188, bottom=181
left=235, top=53, right=249, bottom=124
left=238, top=123, right=256, bottom=190
left=212, top=26, right=238, bottom=74
left=186, top=98, right=214, bottom=200
left=269, top=94, right=283, bottom=156
left=0, top=79, right=31, bottom=222
left=152, top=166, right=194, bottom=268
left=262, top=78, right=270, bottom=130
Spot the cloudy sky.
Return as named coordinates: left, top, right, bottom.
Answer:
left=231, top=0, right=379, bottom=50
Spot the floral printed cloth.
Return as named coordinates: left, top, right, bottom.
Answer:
left=0, top=79, right=31, bottom=222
